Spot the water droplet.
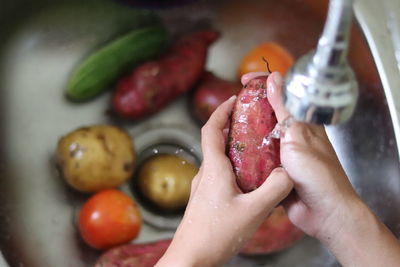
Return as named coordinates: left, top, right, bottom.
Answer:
left=189, top=148, right=195, bottom=153
left=74, top=150, right=84, bottom=159
left=181, top=161, right=187, bottom=165
left=175, top=148, right=184, bottom=154
left=152, top=148, right=159, bottom=154
left=261, top=136, right=271, bottom=146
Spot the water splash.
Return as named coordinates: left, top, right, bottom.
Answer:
left=268, top=116, right=295, bottom=140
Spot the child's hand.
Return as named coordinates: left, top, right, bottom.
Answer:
left=156, top=96, right=293, bottom=267
left=266, top=72, right=360, bottom=242
left=267, top=72, right=400, bottom=266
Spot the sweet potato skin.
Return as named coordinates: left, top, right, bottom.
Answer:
left=227, top=75, right=280, bottom=193
left=95, top=239, right=171, bottom=267
left=240, top=206, right=304, bottom=255
left=112, top=30, right=219, bottom=120
left=192, top=72, right=241, bottom=124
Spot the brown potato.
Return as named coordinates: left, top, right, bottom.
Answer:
left=137, top=154, right=198, bottom=211
left=56, top=125, right=135, bottom=193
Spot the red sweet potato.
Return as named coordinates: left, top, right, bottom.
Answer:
left=227, top=75, right=280, bottom=193
left=240, top=206, right=304, bottom=255
left=95, top=239, right=172, bottom=267
left=112, top=30, right=219, bottom=120
left=192, top=72, right=241, bottom=124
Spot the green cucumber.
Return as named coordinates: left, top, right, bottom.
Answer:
left=66, top=24, right=168, bottom=101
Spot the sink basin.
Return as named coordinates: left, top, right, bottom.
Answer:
left=1, top=0, right=399, bottom=266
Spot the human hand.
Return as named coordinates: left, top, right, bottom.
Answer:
left=156, top=96, right=293, bottom=267
left=267, top=72, right=400, bottom=266
left=265, top=71, right=361, bottom=242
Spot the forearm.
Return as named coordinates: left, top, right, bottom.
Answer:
left=322, top=198, right=400, bottom=267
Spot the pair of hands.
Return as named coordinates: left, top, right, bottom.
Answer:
left=157, top=72, right=400, bottom=267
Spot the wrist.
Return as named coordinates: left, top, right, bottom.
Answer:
left=318, top=196, right=391, bottom=266
left=156, top=248, right=194, bottom=267
left=316, top=195, right=369, bottom=247
left=156, top=230, right=213, bottom=267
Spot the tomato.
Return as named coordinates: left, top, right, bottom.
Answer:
left=238, top=42, right=294, bottom=77
left=78, top=189, right=142, bottom=250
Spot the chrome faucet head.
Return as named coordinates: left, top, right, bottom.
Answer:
left=283, top=52, right=359, bottom=125
left=283, top=0, right=359, bottom=125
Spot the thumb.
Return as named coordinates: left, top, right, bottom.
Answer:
left=246, top=167, right=294, bottom=213
left=266, top=72, right=291, bottom=123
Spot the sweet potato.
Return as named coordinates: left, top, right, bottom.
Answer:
left=95, top=239, right=171, bottom=267
left=227, top=75, right=280, bottom=193
left=112, top=30, right=219, bottom=120
left=240, top=206, right=304, bottom=255
left=192, top=72, right=241, bottom=124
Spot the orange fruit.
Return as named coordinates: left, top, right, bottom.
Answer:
left=238, top=42, right=294, bottom=77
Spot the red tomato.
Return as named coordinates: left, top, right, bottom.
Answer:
left=78, top=189, right=142, bottom=250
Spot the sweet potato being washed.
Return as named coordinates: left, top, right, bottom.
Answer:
left=227, top=74, right=280, bottom=193
left=112, top=30, right=219, bottom=120
left=95, top=239, right=171, bottom=267
left=192, top=72, right=241, bottom=124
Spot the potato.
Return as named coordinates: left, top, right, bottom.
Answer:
left=56, top=125, right=135, bottom=193
left=137, top=154, right=198, bottom=211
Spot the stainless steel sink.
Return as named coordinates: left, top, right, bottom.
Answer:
left=1, top=0, right=400, bottom=266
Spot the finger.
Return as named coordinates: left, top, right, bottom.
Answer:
left=281, top=191, right=309, bottom=226
left=201, top=96, right=236, bottom=160
left=241, top=71, right=270, bottom=86
left=222, top=128, right=230, bottom=143
left=267, top=72, right=291, bottom=123
left=281, top=190, right=299, bottom=211
left=245, top=167, right=294, bottom=213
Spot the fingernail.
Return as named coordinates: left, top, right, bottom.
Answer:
left=267, top=78, right=276, bottom=95
left=229, top=95, right=237, bottom=102
left=267, top=72, right=282, bottom=96
left=241, top=74, right=250, bottom=86
left=273, top=72, right=283, bottom=86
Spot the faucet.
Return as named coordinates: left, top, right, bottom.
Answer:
left=283, top=0, right=358, bottom=125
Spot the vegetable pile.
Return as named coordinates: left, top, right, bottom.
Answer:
left=112, top=30, right=219, bottom=120
left=54, top=7, right=303, bottom=266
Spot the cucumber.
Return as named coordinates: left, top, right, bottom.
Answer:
left=66, top=24, right=168, bottom=101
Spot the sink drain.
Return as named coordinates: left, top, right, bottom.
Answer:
left=122, top=125, right=201, bottom=230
